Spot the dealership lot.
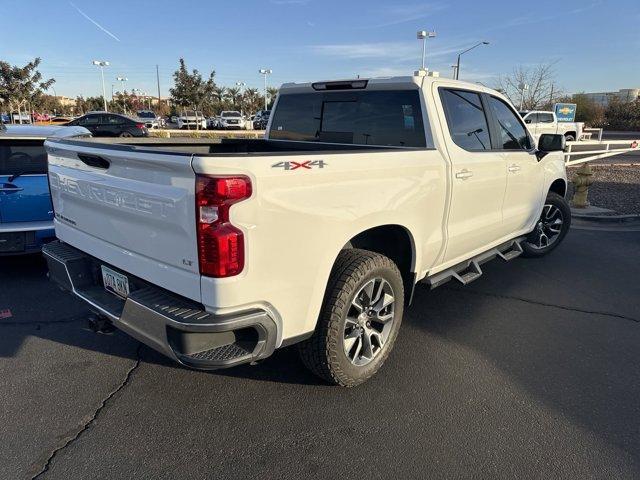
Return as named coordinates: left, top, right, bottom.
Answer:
left=1, top=226, right=640, bottom=479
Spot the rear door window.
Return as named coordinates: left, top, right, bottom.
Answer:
left=487, top=96, right=533, bottom=150
left=0, top=140, right=47, bottom=176
left=538, top=113, right=555, bottom=123
left=270, top=90, right=430, bottom=148
left=440, top=89, right=491, bottom=151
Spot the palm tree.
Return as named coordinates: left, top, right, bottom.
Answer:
left=226, top=87, right=241, bottom=110
left=267, top=87, right=279, bottom=108
left=243, top=88, right=262, bottom=115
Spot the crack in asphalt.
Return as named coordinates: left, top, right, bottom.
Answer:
left=0, top=316, right=85, bottom=327
left=31, top=343, right=143, bottom=479
left=447, top=287, right=640, bottom=324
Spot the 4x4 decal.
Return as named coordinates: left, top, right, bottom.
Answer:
left=271, top=160, right=327, bottom=171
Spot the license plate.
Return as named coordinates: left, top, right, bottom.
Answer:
left=101, top=265, right=130, bottom=298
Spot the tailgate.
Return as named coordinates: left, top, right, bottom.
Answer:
left=45, top=139, right=201, bottom=302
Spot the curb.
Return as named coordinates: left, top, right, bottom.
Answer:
left=571, top=212, right=640, bottom=223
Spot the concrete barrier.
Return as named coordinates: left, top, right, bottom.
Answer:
left=149, top=129, right=265, bottom=139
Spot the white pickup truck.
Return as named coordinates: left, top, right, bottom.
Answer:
left=519, top=110, right=582, bottom=142
left=43, top=76, right=570, bottom=386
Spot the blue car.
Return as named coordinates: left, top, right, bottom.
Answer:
left=0, top=124, right=90, bottom=255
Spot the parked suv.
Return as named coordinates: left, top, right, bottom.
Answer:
left=0, top=123, right=90, bottom=255
left=44, top=76, right=570, bottom=386
left=218, top=111, right=246, bottom=130
left=253, top=110, right=271, bottom=130
left=66, top=112, right=148, bottom=137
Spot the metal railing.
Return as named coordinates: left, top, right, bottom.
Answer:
left=564, top=139, right=639, bottom=166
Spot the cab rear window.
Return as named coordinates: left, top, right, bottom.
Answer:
left=270, top=90, right=431, bottom=148
left=0, top=140, right=47, bottom=176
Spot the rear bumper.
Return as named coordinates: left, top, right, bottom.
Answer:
left=0, top=221, right=55, bottom=255
left=42, top=240, right=278, bottom=369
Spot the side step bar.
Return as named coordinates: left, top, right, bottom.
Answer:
left=424, top=237, right=525, bottom=289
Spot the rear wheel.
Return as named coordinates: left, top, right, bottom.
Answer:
left=298, top=249, right=404, bottom=387
left=565, top=133, right=575, bottom=142
left=522, top=191, right=571, bottom=257
left=119, top=131, right=133, bottom=137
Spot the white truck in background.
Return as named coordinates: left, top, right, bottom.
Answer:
left=43, top=76, right=570, bottom=387
left=519, top=110, right=583, bottom=142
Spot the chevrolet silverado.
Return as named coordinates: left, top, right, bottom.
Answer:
left=43, top=75, right=570, bottom=386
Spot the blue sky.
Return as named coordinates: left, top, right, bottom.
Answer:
left=1, top=0, right=638, bottom=98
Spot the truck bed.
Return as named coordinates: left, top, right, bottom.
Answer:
left=50, top=137, right=408, bottom=156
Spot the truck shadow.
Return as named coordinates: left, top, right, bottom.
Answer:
left=403, top=235, right=640, bottom=462
left=0, top=254, right=324, bottom=384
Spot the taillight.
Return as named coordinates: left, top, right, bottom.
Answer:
left=195, top=175, right=252, bottom=278
left=135, top=123, right=145, bottom=129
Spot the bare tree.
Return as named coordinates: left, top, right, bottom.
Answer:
left=495, top=63, right=562, bottom=111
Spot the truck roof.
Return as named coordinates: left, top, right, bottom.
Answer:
left=279, top=74, right=499, bottom=96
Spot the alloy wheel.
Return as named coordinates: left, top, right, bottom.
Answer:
left=526, top=204, right=564, bottom=250
left=343, top=277, right=396, bottom=366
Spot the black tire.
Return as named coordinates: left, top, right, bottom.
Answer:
left=522, top=191, right=571, bottom=257
left=119, top=131, right=133, bottom=137
left=298, top=249, right=404, bottom=387
left=565, top=133, right=575, bottom=142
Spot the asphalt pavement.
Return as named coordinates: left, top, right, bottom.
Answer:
left=1, top=226, right=639, bottom=479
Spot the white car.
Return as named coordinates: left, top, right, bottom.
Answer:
left=177, top=111, right=207, bottom=129
left=520, top=110, right=583, bottom=142
left=136, top=110, right=159, bottom=129
left=218, top=111, right=246, bottom=130
left=44, top=75, right=569, bottom=386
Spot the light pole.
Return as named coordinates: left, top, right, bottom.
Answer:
left=455, top=41, right=489, bottom=80
left=116, top=76, right=128, bottom=113
left=450, top=65, right=458, bottom=79
left=92, top=60, right=109, bottom=111
left=518, top=83, right=529, bottom=110
left=259, top=69, right=272, bottom=111
left=417, top=30, right=436, bottom=71
left=235, top=81, right=246, bottom=114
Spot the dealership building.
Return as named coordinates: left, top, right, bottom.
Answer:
left=581, top=88, right=640, bottom=107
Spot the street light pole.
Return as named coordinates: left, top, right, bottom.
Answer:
left=235, top=81, right=246, bottom=115
left=455, top=41, right=489, bottom=80
left=116, top=76, right=128, bottom=113
left=92, top=60, right=110, bottom=111
left=259, top=69, right=272, bottom=111
left=519, top=83, right=529, bottom=110
left=416, top=30, right=436, bottom=71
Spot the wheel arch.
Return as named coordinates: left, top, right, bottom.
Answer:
left=548, top=178, right=567, bottom=198
left=342, top=224, right=417, bottom=306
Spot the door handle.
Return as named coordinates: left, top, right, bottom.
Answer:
left=0, top=185, right=24, bottom=193
left=455, top=169, right=473, bottom=180
left=508, top=164, right=521, bottom=172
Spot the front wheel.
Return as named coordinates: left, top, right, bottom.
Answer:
left=298, top=249, right=404, bottom=387
left=522, top=191, right=571, bottom=257
left=565, top=134, right=575, bottom=142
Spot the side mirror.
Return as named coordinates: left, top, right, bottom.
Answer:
left=536, top=134, right=565, bottom=160
left=525, top=119, right=532, bottom=124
